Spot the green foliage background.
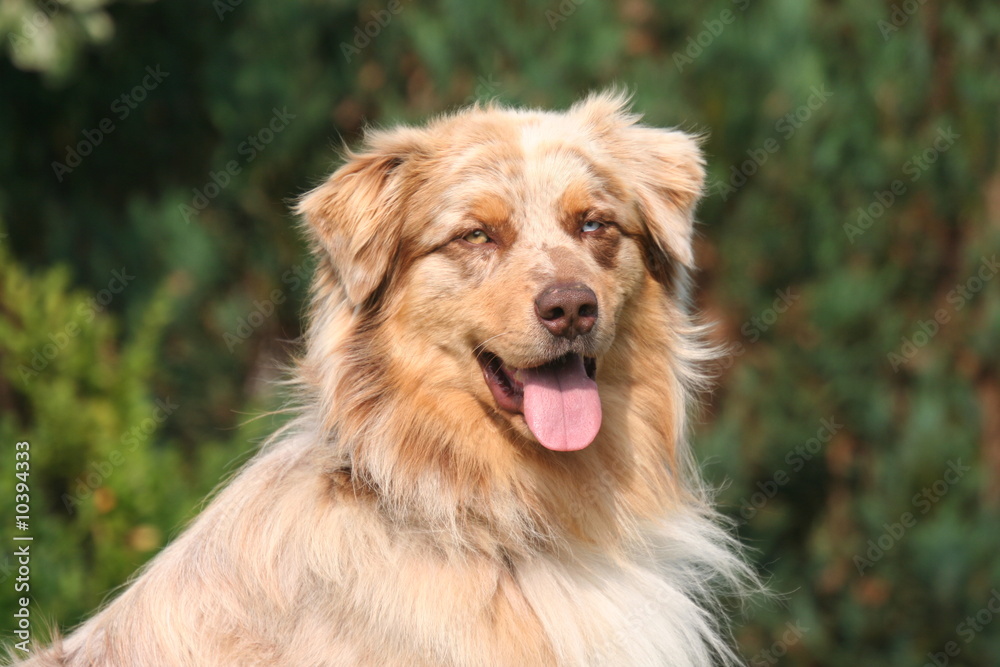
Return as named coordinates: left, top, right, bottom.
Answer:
left=1, top=1, right=999, bottom=664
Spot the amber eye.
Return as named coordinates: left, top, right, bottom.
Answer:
left=581, top=220, right=604, bottom=233
left=463, top=229, right=492, bottom=244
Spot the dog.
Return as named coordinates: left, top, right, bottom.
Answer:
left=14, top=91, right=755, bottom=666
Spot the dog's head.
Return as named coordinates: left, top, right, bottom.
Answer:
left=298, top=91, right=704, bottom=459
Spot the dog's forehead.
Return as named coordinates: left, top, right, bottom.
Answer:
left=436, top=115, right=622, bottom=233
left=446, top=116, right=598, bottom=177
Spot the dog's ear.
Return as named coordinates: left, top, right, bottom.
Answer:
left=296, top=128, right=428, bottom=305
left=622, top=125, right=704, bottom=275
left=575, top=91, right=705, bottom=280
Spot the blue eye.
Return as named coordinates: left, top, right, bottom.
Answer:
left=581, top=220, right=604, bottom=233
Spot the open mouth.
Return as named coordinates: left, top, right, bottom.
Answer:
left=477, top=351, right=600, bottom=452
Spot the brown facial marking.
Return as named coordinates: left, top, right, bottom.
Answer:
left=470, top=194, right=512, bottom=226
left=467, top=194, right=515, bottom=247
left=558, top=181, right=594, bottom=237
left=618, top=230, right=674, bottom=288
left=556, top=180, right=622, bottom=272
left=587, top=225, right=621, bottom=271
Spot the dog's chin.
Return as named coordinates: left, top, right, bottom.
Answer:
left=476, top=350, right=601, bottom=452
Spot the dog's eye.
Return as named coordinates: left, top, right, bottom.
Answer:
left=581, top=220, right=604, bottom=233
left=463, top=229, right=492, bottom=245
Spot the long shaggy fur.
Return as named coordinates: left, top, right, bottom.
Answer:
left=10, top=91, right=757, bottom=667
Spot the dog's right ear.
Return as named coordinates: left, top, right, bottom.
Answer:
left=573, top=90, right=704, bottom=284
left=296, top=128, right=427, bottom=306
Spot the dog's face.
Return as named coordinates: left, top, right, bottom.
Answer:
left=299, top=92, right=704, bottom=457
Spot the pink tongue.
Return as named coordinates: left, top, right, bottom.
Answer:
left=520, top=355, right=602, bottom=452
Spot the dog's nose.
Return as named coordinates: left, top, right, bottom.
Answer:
left=534, top=283, right=598, bottom=339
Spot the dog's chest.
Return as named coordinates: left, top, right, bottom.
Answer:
left=513, top=554, right=701, bottom=666
left=336, top=538, right=692, bottom=667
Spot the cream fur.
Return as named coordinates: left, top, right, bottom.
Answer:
left=10, top=91, right=757, bottom=667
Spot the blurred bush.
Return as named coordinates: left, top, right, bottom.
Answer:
left=0, top=238, right=255, bottom=625
left=1, top=0, right=999, bottom=664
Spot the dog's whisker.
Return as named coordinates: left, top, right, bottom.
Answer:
left=473, top=331, right=515, bottom=359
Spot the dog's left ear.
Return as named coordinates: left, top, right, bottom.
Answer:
left=621, top=125, right=704, bottom=275
left=575, top=92, right=705, bottom=280
left=296, top=128, right=428, bottom=305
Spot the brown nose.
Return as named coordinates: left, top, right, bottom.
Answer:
left=534, top=283, right=598, bottom=339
